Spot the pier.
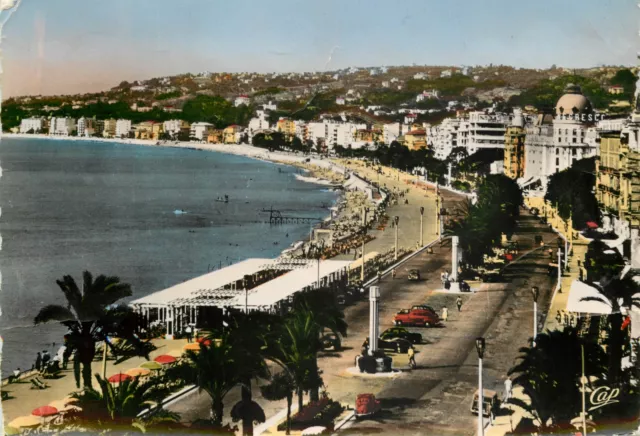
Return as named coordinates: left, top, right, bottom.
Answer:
left=261, top=206, right=323, bottom=225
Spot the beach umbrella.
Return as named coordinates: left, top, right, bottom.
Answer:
left=8, top=416, right=41, bottom=428
left=301, top=426, right=327, bottom=436
left=107, top=373, right=132, bottom=384
left=31, top=405, right=58, bottom=417
left=4, top=426, right=20, bottom=435
left=140, top=361, right=163, bottom=370
left=166, top=349, right=183, bottom=358
left=196, top=337, right=211, bottom=346
left=183, top=343, right=201, bottom=352
left=125, top=367, right=151, bottom=378
left=154, top=355, right=177, bottom=365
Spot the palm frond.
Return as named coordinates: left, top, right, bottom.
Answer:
left=34, top=305, right=75, bottom=324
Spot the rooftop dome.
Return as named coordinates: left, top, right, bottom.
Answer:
left=555, top=84, right=592, bottom=116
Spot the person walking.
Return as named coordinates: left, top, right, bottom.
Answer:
left=456, top=296, right=463, bottom=312
left=441, top=307, right=448, bottom=322
left=392, top=268, right=396, bottom=279
left=504, top=376, right=513, bottom=402
left=35, top=352, right=42, bottom=372
left=42, top=350, right=50, bottom=368
left=185, top=325, right=193, bottom=343
left=408, top=346, right=416, bottom=369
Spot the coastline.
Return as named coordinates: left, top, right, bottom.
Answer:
left=3, top=133, right=379, bottom=262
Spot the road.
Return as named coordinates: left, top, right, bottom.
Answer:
left=338, top=210, right=558, bottom=435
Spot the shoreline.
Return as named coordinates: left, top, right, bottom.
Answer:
left=3, top=133, right=381, bottom=263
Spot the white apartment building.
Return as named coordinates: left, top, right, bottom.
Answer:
left=49, top=117, right=76, bottom=136
left=305, top=120, right=366, bottom=149
left=262, top=101, right=277, bottom=111
left=457, top=111, right=510, bottom=155
left=234, top=95, right=250, bottom=107
left=190, top=122, right=215, bottom=140
left=116, top=119, right=132, bottom=138
left=521, top=85, right=599, bottom=191
left=103, top=119, right=117, bottom=138
left=441, top=70, right=452, bottom=78
left=19, top=117, right=48, bottom=133
left=413, top=72, right=429, bottom=80
left=247, top=116, right=271, bottom=141
left=77, top=117, right=95, bottom=137
left=383, top=123, right=412, bottom=144
left=427, top=117, right=461, bottom=160
left=416, top=89, right=440, bottom=102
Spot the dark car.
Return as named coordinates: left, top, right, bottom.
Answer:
left=321, top=333, right=341, bottom=351
left=408, top=269, right=421, bottom=281
left=459, top=281, right=471, bottom=292
left=380, top=327, right=422, bottom=344
left=364, top=337, right=412, bottom=353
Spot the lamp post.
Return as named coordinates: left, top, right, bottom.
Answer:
left=476, top=337, right=486, bottom=436
left=435, top=194, right=440, bottom=236
left=531, top=286, right=539, bottom=346
left=394, top=216, right=400, bottom=260
left=361, top=207, right=368, bottom=282
left=581, top=344, right=588, bottom=436
left=419, top=206, right=424, bottom=247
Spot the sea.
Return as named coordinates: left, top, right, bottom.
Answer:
left=0, top=138, right=338, bottom=373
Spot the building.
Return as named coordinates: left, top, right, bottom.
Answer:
left=457, top=111, right=510, bottom=155
left=305, top=120, right=366, bottom=149
left=336, top=97, right=346, bottom=105
left=413, top=72, right=429, bottom=80
left=19, top=117, right=48, bottom=133
left=416, top=89, right=440, bottom=102
left=223, top=125, right=243, bottom=144
left=49, top=117, right=77, bottom=136
left=190, top=122, right=215, bottom=141
left=207, top=130, right=224, bottom=144
left=426, top=118, right=461, bottom=160
left=134, top=121, right=164, bottom=140
left=383, top=122, right=411, bottom=145
left=116, top=119, right=132, bottom=138
left=608, top=85, right=624, bottom=95
left=234, top=95, right=250, bottom=107
left=102, top=119, right=117, bottom=138
left=503, top=109, right=526, bottom=180
left=163, top=119, right=190, bottom=138
left=441, top=69, right=452, bottom=78
left=401, top=129, right=427, bottom=150
left=276, top=118, right=296, bottom=139
left=77, top=117, right=95, bottom=137
left=520, top=84, right=599, bottom=191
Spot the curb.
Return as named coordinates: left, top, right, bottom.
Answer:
left=137, top=384, right=197, bottom=418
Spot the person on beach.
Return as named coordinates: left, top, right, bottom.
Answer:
left=35, top=352, right=42, bottom=371
left=504, top=376, right=513, bottom=402
left=185, top=325, right=193, bottom=343
left=441, top=307, right=448, bottom=322
left=456, top=296, right=463, bottom=312
left=392, top=268, right=396, bottom=279
left=42, top=350, right=50, bottom=368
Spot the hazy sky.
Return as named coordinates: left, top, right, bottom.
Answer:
left=1, top=0, right=637, bottom=97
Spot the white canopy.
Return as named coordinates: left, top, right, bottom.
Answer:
left=566, top=280, right=612, bottom=314
left=229, top=260, right=352, bottom=309
left=131, top=258, right=274, bottom=307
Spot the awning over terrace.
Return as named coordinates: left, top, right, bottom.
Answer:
left=130, top=258, right=274, bottom=308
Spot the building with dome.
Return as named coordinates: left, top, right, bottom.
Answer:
left=519, top=84, right=600, bottom=192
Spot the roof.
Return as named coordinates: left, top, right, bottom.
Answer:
left=130, top=258, right=274, bottom=306
left=228, top=260, right=352, bottom=308
left=407, top=129, right=426, bottom=135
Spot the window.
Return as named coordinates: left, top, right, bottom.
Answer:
left=573, top=138, right=577, bottom=143
left=556, top=158, right=560, bottom=166
left=556, top=148, right=559, bottom=155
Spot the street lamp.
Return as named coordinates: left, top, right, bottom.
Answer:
left=419, top=206, right=424, bottom=247
left=476, top=337, right=486, bottom=436
left=531, top=286, right=539, bottom=346
left=394, top=216, right=400, bottom=260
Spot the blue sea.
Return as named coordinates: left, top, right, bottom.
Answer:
left=0, top=138, right=337, bottom=372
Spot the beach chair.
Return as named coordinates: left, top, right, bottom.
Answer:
left=30, top=379, right=47, bottom=390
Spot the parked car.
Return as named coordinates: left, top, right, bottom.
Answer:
left=355, top=393, right=381, bottom=418
left=411, top=305, right=437, bottom=314
left=380, top=327, right=422, bottom=344
left=459, top=281, right=471, bottom=292
left=408, top=269, right=420, bottom=281
left=321, top=333, right=341, bottom=351
left=394, top=308, right=440, bottom=327
left=363, top=337, right=412, bottom=353
left=470, top=389, right=498, bottom=417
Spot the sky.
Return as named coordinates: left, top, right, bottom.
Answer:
left=0, top=0, right=637, bottom=97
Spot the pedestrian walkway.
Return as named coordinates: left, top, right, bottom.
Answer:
left=1, top=338, right=188, bottom=427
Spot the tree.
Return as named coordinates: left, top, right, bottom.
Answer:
left=159, top=131, right=171, bottom=141
left=182, top=333, right=246, bottom=426
left=582, top=274, right=640, bottom=382
left=508, top=328, right=607, bottom=432
left=34, top=272, right=146, bottom=389
left=260, top=372, right=295, bottom=435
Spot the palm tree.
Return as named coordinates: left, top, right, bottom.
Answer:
left=260, top=372, right=295, bottom=435
left=265, top=310, right=322, bottom=413
left=508, top=328, right=606, bottom=432
left=183, top=333, right=245, bottom=426
left=72, top=374, right=176, bottom=426
left=223, top=310, right=278, bottom=436
left=34, top=271, right=146, bottom=388
left=581, top=275, right=640, bottom=382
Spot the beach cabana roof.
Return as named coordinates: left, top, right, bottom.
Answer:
left=227, top=259, right=352, bottom=309
left=130, top=258, right=274, bottom=307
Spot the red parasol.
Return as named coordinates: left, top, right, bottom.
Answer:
left=154, top=355, right=177, bottom=365
left=32, top=406, right=58, bottom=417
left=108, top=373, right=132, bottom=383
left=586, top=221, right=598, bottom=229
left=197, top=337, right=211, bottom=346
